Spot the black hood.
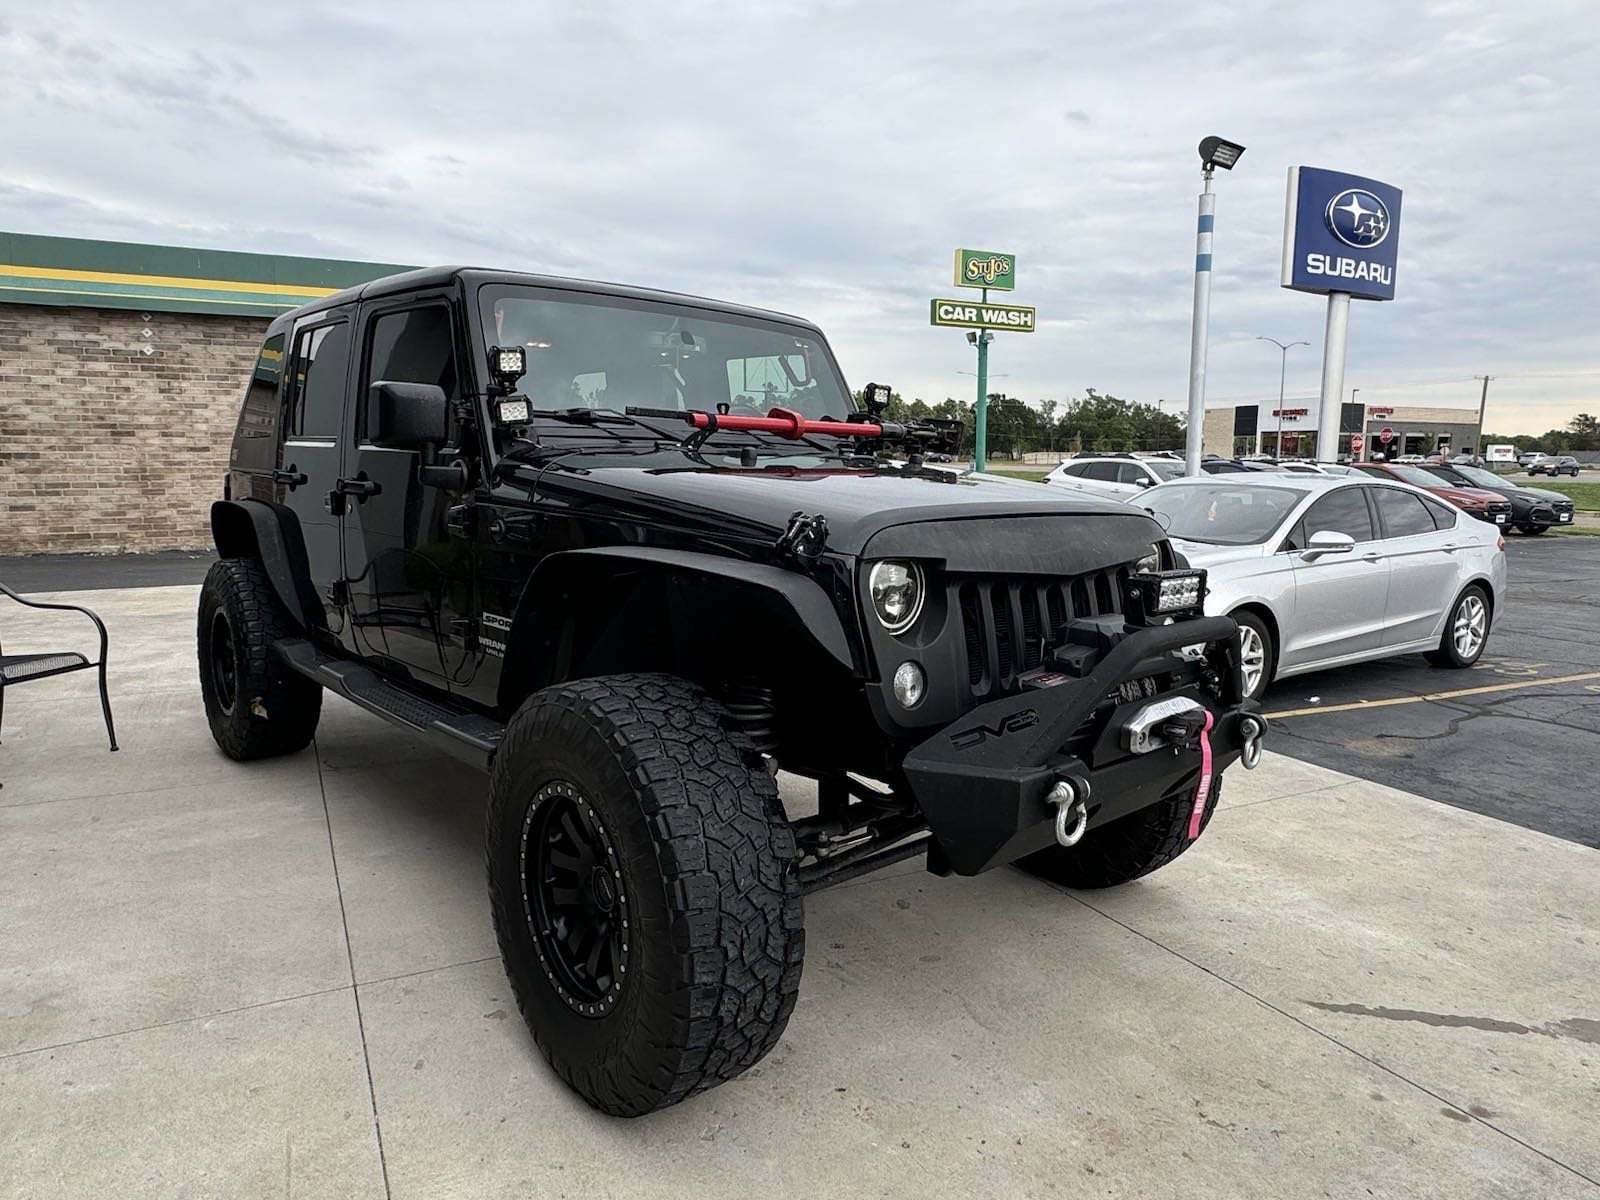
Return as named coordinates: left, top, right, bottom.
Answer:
left=498, top=453, right=1151, bottom=555
left=1500, top=484, right=1573, bottom=505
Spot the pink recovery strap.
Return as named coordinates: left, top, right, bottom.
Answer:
left=1187, top=710, right=1216, bottom=840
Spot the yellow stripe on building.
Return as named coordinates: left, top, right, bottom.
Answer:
left=0, top=263, right=342, bottom=298
left=0, top=284, right=302, bottom=308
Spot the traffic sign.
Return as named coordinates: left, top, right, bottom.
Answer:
left=953, top=248, right=1016, bottom=291
left=929, top=298, right=1035, bottom=332
left=1379, top=426, right=1394, bottom=444
left=1350, top=433, right=1365, bottom=454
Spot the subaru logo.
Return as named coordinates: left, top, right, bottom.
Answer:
left=1325, top=188, right=1391, bottom=249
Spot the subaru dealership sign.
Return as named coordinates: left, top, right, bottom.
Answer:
left=1281, top=167, right=1403, bottom=301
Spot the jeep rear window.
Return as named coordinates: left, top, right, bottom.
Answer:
left=231, top=333, right=284, bottom=473
left=479, top=286, right=850, bottom=421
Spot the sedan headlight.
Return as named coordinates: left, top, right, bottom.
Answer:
left=868, top=560, right=925, bottom=635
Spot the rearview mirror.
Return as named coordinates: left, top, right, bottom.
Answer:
left=1302, top=530, right=1356, bottom=560
left=1135, top=476, right=1155, bottom=488
left=371, top=381, right=450, bottom=449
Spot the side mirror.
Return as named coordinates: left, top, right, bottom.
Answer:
left=1302, top=530, right=1356, bottom=560
left=371, top=381, right=450, bottom=449
left=1134, top=476, right=1155, bottom=488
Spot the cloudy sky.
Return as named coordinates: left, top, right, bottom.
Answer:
left=3, top=0, right=1597, bottom=434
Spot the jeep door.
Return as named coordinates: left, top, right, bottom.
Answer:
left=344, top=297, right=475, bottom=691
left=280, top=309, right=357, bottom=639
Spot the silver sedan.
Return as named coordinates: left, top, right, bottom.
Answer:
left=1139, top=474, right=1508, bottom=700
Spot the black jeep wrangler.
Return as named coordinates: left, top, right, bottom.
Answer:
left=199, top=267, right=1263, bottom=1116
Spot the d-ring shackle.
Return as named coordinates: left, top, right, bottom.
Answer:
left=1046, top=776, right=1091, bottom=848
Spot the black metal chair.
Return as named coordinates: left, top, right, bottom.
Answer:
left=0, top=582, right=118, bottom=751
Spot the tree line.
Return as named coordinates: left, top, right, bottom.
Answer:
left=1482, top=413, right=1599, bottom=454
left=857, top=389, right=1186, bottom=458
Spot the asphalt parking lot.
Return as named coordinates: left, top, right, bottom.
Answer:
left=3, top=583, right=1599, bottom=1199
left=1259, top=535, right=1600, bottom=848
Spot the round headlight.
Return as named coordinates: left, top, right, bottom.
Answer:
left=892, top=661, right=926, bottom=708
left=868, top=560, right=925, bottom=634
left=1134, top=544, right=1162, bottom=574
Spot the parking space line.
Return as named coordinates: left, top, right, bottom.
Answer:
left=1263, top=671, right=1600, bottom=720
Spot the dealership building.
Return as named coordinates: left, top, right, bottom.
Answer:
left=0, top=232, right=408, bottom=555
left=1200, top=400, right=1482, bottom=461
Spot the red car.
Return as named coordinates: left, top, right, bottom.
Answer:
left=1356, top=463, right=1513, bottom=527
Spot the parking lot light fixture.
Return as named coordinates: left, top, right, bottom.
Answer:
left=1257, top=336, right=1310, bottom=457
left=1199, top=136, right=1246, bottom=172
left=1185, top=135, right=1247, bottom=476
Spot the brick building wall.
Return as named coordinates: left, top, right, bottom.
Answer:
left=0, top=304, right=268, bottom=554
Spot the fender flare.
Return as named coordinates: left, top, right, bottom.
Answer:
left=209, top=499, right=320, bottom=633
left=497, top=546, right=859, bottom=710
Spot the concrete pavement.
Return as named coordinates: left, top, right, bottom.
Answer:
left=2, top=585, right=1598, bottom=1199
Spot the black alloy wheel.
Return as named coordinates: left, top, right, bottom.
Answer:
left=522, top=781, right=629, bottom=1017
left=209, top=610, right=239, bottom=714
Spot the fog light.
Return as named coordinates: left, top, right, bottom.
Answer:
left=1155, top=574, right=1202, bottom=611
left=892, top=661, right=925, bottom=709
left=1129, top=568, right=1207, bottom=618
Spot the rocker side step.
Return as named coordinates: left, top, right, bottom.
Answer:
left=275, top=638, right=504, bottom=770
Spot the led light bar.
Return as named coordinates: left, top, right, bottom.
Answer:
left=1129, top=569, right=1207, bottom=618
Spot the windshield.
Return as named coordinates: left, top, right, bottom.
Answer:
left=1143, top=484, right=1303, bottom=545
left=1146, top=460, right=1186, bottom=481
left=1388, top=464, right=1448, bottom=488
left=478, top=285, right=851, bottom=421
left=1453, top=465, right=1505, bottom=489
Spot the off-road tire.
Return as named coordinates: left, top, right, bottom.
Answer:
left=1016, top=774, right=1224, bottom=890
left=486, top=673, right=804, bottom=1117
left=1425, top=583, right=1491, bottom=668
left=197, top=558, right=321, bottom=760
left=1518, top=523, right=1548, bottom=536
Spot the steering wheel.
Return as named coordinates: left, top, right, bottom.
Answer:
left=725, top=393, right=770, bottom=417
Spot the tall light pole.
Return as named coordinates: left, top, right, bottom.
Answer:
left=1184, top=135, right=1246, bottom=475
left=1256, top=336, right=1309, bottom=457
left=1473, top=375, right=1494, bottom=461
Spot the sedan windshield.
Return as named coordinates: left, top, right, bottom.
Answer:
left=1142, top=484, right=1303, bottom=545
left=478, top=285, right=852, bottom=421
left=1387, top=464, right=1451, bottom=489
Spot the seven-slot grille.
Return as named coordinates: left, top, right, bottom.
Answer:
left=957, top=567, right=1126, bottom=700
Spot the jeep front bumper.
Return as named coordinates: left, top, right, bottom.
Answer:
left=900, top=615, right=1262, bottom=875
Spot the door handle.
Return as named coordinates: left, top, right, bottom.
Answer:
left=272, top=467, right=308, bottom=488
left=334, top=477, right=382, bottom=499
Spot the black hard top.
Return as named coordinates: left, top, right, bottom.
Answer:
left=266, top=267, right=822, bottom=335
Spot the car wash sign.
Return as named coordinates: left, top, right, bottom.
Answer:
left=929, top=298, right=1036, bottom=331
left=1281, top=167, right=1403, bottom=302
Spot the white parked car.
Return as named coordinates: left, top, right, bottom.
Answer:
left=1043, top=454, right=1186, bottom=501
left=1139, top=475, right=1507, bottom=700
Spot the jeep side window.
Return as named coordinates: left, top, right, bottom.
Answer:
left=284, top=322, right=351, bottom=441
left=231, top=332, right=285, bottom=473
left=364, top=306, right=458, bottom=437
